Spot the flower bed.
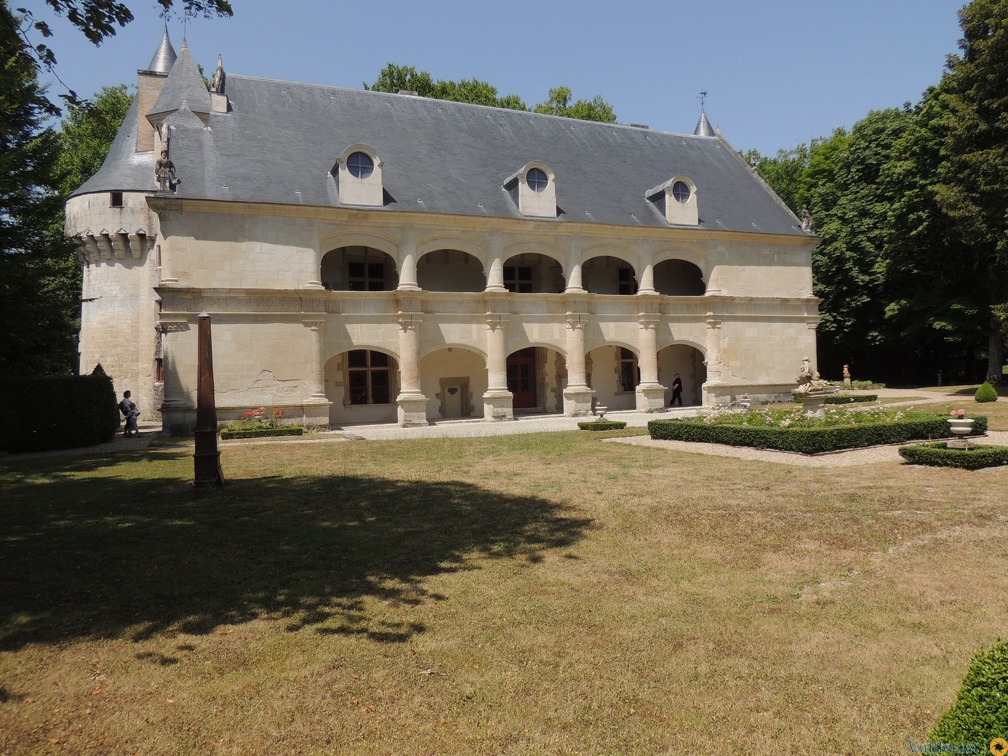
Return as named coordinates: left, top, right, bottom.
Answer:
left=220, top=407, right=303, bottom=440
left=648, top=406, right=987, bottom=455
left=577, top=420, right=627, bottom=431
left=899, top=442, right=1008, bottom=470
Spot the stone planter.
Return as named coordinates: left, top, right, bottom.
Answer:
left=947, top=417, right=975, bottom=449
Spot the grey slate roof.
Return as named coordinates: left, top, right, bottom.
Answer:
left=148, top=42, right=212, bottom=118
left=144, top=26, right=176, bottom=74
left=73, top=62, right=805, bottom=236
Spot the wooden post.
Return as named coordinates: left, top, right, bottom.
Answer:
left=194, top=312, right=224, bottom=486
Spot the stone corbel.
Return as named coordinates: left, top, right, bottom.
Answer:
left=111, top=229, right=130, bottom=259
left=129, top=230, right=148, bottom=259
left=95, top=230, right=114, bottom=260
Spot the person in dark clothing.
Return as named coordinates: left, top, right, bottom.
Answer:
left=119, top=390, right=140, bottom=436
left=670, top=373, right=683, bottom=406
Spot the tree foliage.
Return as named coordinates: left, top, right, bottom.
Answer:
left=0, top=1, right=79, bottom=376
left=366, top=64, right=617, bottom=123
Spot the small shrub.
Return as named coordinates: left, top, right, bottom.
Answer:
left=930, top=639, right=1008, bottom=745
left=851, top=379, right=885, bottom=390
left=899, top=442, right=1008, bottom=470
left=975, top=382, right=999, bottom=403
left=577, top=420, right=627, bottom=431
left=825, top=394, right=877, bottom=405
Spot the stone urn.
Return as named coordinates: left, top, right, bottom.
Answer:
left=947, top=417, right=975, bottom=449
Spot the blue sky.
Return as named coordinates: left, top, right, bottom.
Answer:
left=28, top=0, right=963, bottom=157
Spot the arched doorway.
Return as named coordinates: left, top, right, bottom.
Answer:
left=505, top=346, right=565, bottom=413
left=417, top=249, right=486, bottom=292
left=582, top=256, right=637, bottom=295
left=654, top=259, right=705, bottom=296
left=320, top=246, right=397, bottom=291
left=502, top=253, right=565, bottom=293
left=658, top=344, right=706, bottom=406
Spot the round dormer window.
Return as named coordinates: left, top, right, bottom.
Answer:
left=526, top=167, right=549, bottom=193
left=347, top=151, right=374, bottom=179
left=672, top=181, right=691, bottom=204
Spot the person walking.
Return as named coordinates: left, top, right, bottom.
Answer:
left=670, top=373, right=683, bottom=406
left=118, top=390, right=140, bottom=436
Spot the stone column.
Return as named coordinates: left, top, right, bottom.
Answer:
left=635, top=313, right=666, bottom=412
left=396, top=226, right=420, bottom=292
left=564, top=241, right=585, bottom=293
left=637, top=242, right=656, bottom=295
left=482, top=310, right=514, bottom=421
left=396, top=311, right=428, bottom=426
left=703, top=315, right=723, bottom=406
left=562, top=311, right=593, bottom=416
left=485, top=234, right=507, bottom=292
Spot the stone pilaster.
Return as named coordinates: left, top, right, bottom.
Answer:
left=482, top=310, right=513, bottom=421
left=301, top=316, right=332, bottom=428
left=703, top=315, right=723, bottom=406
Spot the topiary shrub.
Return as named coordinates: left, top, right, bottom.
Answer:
left=577, top=420, right=627, bottom=431
left=220, top=426, right=303, bottom=440
left=899, top=442, right=1008, bottom=470
left=930, top=639, right=1008, bottom=747
left=975, top=382, right=999, bottom=403
left=825, top=394, right=877, bottom=405
left=0, top=365, right=119, bottom=452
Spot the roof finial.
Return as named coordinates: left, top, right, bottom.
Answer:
left=699, top=91, right=707, bottom=109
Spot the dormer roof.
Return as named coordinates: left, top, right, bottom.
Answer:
left=147, top=41, right=211, bottom=120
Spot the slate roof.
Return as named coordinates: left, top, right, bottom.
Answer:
left=73, top=61, right=805, bottom=236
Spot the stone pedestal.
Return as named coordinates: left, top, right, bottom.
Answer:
left=793, top=389, right=836, bottom=415
left=636, top=383, right=667, bottom=413
left=396, top=392, right=428, bottom=427
left=563, top=386, right=594, bottom=417
left=482, top=389, right=514, bottom=421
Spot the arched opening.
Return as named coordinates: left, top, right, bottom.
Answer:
left=419, top=347, right=487, bottom=419
left=502, top=253, right=565, bottom=294
left=325, top=349, right=400, bottom=426
left=321, top=246, right=397, bottom=291
left=417, top=249, right=486, bottom=292
left=654, top=259, right=705, bottom=296
left=506, top=346, right=566, bottom=413
left=585, top=345, right=639, bottom=411
left=658, top=344, right=706, bottom=406
left=582, top=256, right=637, bottom=295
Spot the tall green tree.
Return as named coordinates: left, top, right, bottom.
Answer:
left=367, top=65, right=618, bottom=123
left=0, top=2, right=79, bottom=376
left=935, top=0, right=1008, bottom=379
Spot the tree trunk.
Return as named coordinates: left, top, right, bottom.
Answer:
left=987, top=313, right=1005, bottom=382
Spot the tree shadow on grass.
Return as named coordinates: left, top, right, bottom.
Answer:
left=0, top=457, right=592, bottom=649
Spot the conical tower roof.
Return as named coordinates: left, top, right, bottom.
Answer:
left=694, top=106, right=715, bottom=137
left=146, top=25, right=177, bottom=73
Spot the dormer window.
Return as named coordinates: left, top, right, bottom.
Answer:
left=335, top=145, right=384, bottom=207
left=347, top=151, right=374, bottom=179
left=646, top=175, right=699, bottom=226
left=504, top=162, right=557, bottom=219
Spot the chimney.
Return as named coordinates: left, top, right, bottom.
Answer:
left=136, top=26, right=176, bottom=152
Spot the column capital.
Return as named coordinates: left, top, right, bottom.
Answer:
left=638, top=313, right=661, bottom=328
left=397, top=311, right=423, bottom=331
left=302, top=317, right=325, bottom=330
left=566, top=312, right=589, bottom=330
left=486, top=312, right=510, bottom=330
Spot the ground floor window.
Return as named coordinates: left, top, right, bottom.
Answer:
left=348, top=350, right=391, bottom=404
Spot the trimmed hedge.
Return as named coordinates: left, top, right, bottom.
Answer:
left=975, top=381, right=999, bottom=403
left=930, top=639, right=1008, bottom=744
left=647, top=415, right=988, bottom=455
left=898, top=442, right=1008, bottom=470
left=220, top=426, right=304, bottom=440
left=0, top=367, right=119, bottom=453
left=577, top=420, right=627, bottom=431
left=825, top=394, right=877, bottom=405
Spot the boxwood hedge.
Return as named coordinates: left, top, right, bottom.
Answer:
left=647, top=415, right=988, bottom=455
left=577, top=420, right=627, bottom=431
left=219, top=426, right=304, bottom=440
left=930, top=639, right=1008, bottom=744
left=898, top=442, right=1008, bottom=470
left=824, top=394, right=877, bottom=405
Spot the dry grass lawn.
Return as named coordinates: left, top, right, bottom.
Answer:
left=1, top=397, right=1006, bottom=754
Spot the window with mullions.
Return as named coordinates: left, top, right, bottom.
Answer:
left=503, top=265, right=533, bottom=293
left=526, top=167, right=548, bottom=192
left=619, top=348, right=639, bottom=392
left=348, top=259, right=387, bottom=291
left=347, top=350, right=391, bottom=404
left=347, top=151, right=374, bottom=179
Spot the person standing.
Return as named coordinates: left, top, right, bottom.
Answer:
left=118, top=390, right=140, bottom=436
left=670, top=372, right=683, bottom=406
